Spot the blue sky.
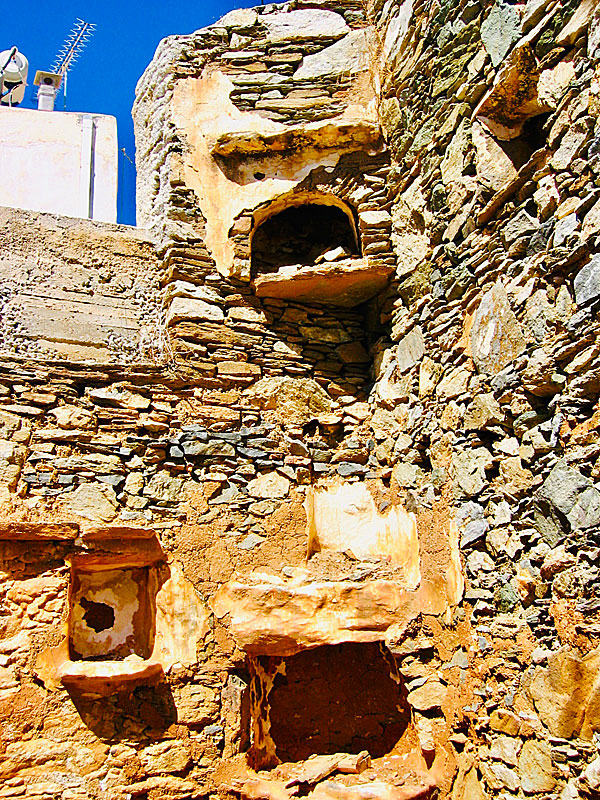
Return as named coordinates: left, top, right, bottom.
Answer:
left=7, top=1, right=267, bottom=225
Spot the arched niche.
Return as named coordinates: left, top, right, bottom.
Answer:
left=250, top=192, right=360, bottom=278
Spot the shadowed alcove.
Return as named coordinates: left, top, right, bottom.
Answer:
left=249, top=642, right=410, bottom=767
left=251, top=202, right=360, bottom=276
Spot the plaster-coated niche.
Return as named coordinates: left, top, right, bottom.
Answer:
left=69, top=565, right=159, bottom=661
left=305, top=480, right=421, bottom=588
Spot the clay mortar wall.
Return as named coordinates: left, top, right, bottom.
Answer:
left=1, top=1, right=600, bottom=799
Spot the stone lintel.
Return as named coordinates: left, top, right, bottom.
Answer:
left=60, top=659, right=164, bottom=695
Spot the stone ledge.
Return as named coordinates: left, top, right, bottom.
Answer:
left=0, top=521, right=79, bottom=540
left=212, top=121, right=382, bottom=159
left=60, top=658, right=164, bottom=695
left=80, top=524, right=157, bottom=542
left=213, top=576, right=415, bottom=656
left=253, top=258, right=393, bottom=307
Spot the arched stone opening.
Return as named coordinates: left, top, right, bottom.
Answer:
left=251, top=198, right=360, bottom=278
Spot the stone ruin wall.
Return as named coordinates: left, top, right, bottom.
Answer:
left=1, top=0, right=600, bottom=799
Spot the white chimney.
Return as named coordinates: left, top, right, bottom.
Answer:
left=33, top=70, right=61, bottom=112
left=37, top=81, right=57, bottom=111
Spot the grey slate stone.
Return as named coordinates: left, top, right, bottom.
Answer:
left=538, top=460, right=590, bottom=516
left=538, top=460, right=600, bottom=529
left=481, top=2, right=521, bottom=67
left=182, top=441, right=235, bottom=457
left=574, top=255, right=600, bottom=306
left=502, top=209, right=539, bottom=245
left=461, top=518, right=489, bottom=548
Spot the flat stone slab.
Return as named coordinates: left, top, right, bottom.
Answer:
left=261, top=9, right=349, bottom=44
left=253, top=258, right=393, bottom=307
left=212, top=121, right=382, bottom=159
left=60, top=658, right=164, bottom=695
left=213, top=577, right=417, bottom=656
left=0, top=521, right=79, bottom=540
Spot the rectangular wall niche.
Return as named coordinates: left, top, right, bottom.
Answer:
left=69, top=565, right=158, bottom=661
left=255, top=642, right=409, bottom=766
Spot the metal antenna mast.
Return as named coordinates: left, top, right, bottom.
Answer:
left=50, top=18, right=96, bottom=109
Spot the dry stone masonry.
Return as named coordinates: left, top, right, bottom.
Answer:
left=1, top=0, right=600, bottom=798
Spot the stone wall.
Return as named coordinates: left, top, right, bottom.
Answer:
left=1, top=0, right=600, bottom=799
left=368, top=0, right=600, bottom=796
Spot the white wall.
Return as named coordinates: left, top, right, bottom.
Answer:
left=0, top=107, right=118, bottom=222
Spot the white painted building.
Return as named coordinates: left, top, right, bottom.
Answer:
left=0, top=106, right=118, bottom=222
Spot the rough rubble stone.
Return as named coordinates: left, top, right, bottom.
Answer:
left=519, top=740, right=556, bottom=794
left=574, top=255, right=600, bottom=306
left=60, top=482, right=119, bottom=523
left=396, top=326, right=425, bottom=373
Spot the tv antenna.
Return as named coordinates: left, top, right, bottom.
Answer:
left=49, top=18, right=96, bottom=109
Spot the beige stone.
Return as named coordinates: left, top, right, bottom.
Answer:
left=472, top=121, right=517, bottom=192
left=247, top=377, right=332, bottom=424
left=153, top=562, right=210, bottom=668
left=247, top=472, right=290, bottom=499
left=213, top=575, right=451, bottom=657
left=406, top=680, right=447, bottom=711
left=60, top=657, right=164, bottom=695
left=217, top=361, right=262, bottom=378
left=530, top=647, right=600, bottom=739
left=140, top=740, right=192, bottom=776
left=497, top=457, right=536, bottom=496
left=88, top=385, right=150, bottom=410
left=436, top=367, right=470, bottom=399
left=556, top=0, right=596, bottom=45
left=490, top=709, right=520, bottom=735
left=490, top=735, right=520, bottom=765
left=213, top=120, right=381, bottom=160
left=0, top=521, right=79, bottom=540
left=452, top=767, right=487, bottom=800
left=469, top=282, right=526, bottom=375
left=167, top=296, right=225, bottom=326
left=295, top=28, right=374, bottom=79
left=480, top=762, right=519, bottom=792
left=441, top=119, right=470, bottom=186
left=254, top=259, right=393, bottom=307
left=173, top=683, right=219, bottom=726
left=262, top=9, right=349, bottom=43
left=464, top=393, right=503, bottom=430
left=519, top=740, right=555, bottom=794
left=582, top=198, right=600, bottom=240
left=391, top=178, right=432, bottom=277
left=474, top=45, right=544, bottom=140
left=143, top=470, right=187, bottom=503
left=419, top=357, right=442, bottom=397
left=48, top=405, right=95, bottom=430
left=60, top=482, right=118, bottom=523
